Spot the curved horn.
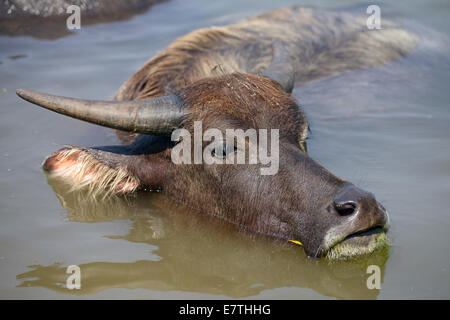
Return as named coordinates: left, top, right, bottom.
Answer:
left=16, top=89, right=186, bottom=136
left=260, top=41, right=295, bottom=93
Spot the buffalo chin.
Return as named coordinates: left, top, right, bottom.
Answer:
left=325, top=227, right=389, bottom=260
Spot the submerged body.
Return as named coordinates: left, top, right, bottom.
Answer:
left=116, top=6, right=417, bottom=101
left=17, top=6, right=417, bottom=259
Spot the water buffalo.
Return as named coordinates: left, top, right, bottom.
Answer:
left=16, top=6, right=418, bottom=259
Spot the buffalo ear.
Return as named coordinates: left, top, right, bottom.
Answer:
left=43, top=145, right=167, bottom=195
left=260, top=41, right=295, bottom=93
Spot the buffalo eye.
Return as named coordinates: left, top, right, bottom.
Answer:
left=211, top=144, right=236, bottom=159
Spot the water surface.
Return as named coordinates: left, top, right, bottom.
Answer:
left=1, top=0, right=449, bottom=299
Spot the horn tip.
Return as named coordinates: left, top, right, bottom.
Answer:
left=16, top=89, right=39, bottom=103
left=16, top=89, right=29, bottom=99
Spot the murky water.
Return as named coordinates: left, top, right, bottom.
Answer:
left=1, top=0, right=449, bottom=299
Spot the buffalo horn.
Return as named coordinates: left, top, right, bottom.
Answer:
left=16, top=89, right=186, bottom=136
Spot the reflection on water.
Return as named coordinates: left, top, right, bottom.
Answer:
left=16, top=176, right=388, bottom=299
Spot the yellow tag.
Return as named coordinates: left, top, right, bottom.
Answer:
left=288, top=240, right=303, bottom=246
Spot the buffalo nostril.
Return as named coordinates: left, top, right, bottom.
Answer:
left=333, top=201, right=358, bottom=216
left=332, top=185, right=369, bottom=216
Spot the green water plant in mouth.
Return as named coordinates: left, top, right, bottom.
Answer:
left=326, top=230, right=389, bottom=261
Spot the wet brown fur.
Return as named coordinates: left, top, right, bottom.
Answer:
left=115, top=6, right=417, bottom=101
